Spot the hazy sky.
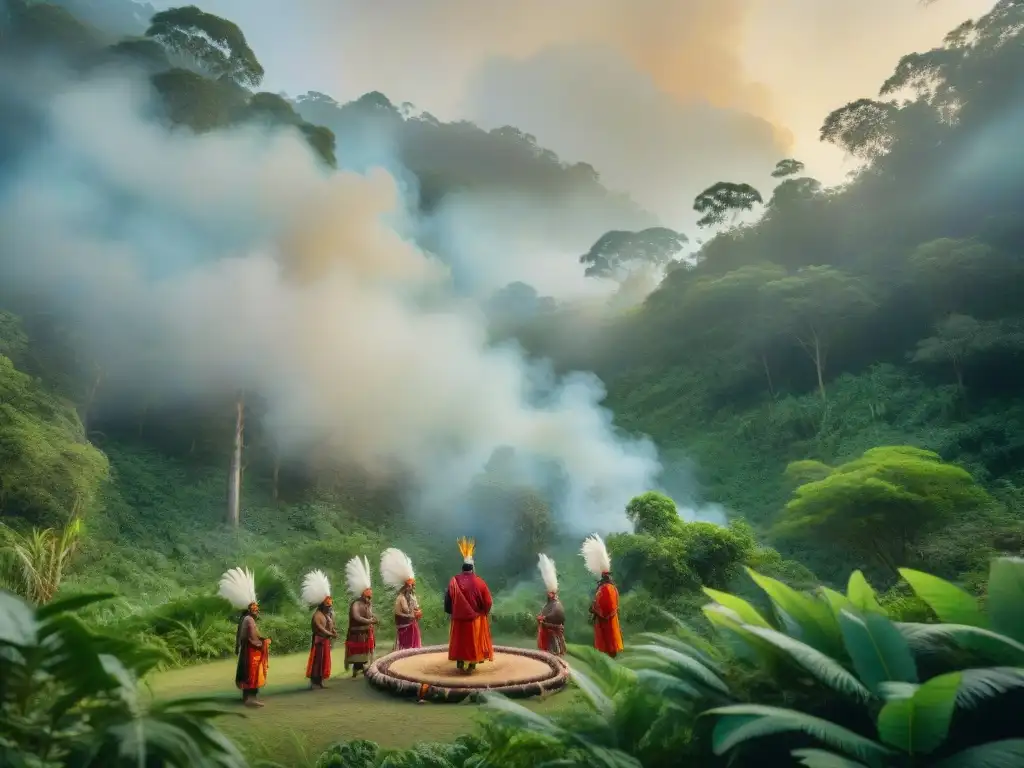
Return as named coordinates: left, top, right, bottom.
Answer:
left=164, top=0, right=995, bottom=223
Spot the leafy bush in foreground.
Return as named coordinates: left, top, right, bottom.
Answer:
left=0, top=589, right=245, bottom=768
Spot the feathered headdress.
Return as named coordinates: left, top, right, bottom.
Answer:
left=457, top=537, right=475, bottom=565
left=300, top=569, right=332, bottom=606
left=380, top=548, right=415, bottom=590
left=537, top=553, right=558, bottom=595
left=345, top=555, right=373, bottom=597
left=219, top=566, right=257, bottom=610
left=580, top=534, right=612, bottom=577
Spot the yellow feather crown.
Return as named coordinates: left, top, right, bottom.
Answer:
left=457, top=537, right=476, bottom=560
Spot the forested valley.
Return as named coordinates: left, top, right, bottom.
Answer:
left=3, top=1, right=1024, bottom=766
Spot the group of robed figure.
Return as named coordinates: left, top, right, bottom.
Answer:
left=216, top=533, right=623, bottom=706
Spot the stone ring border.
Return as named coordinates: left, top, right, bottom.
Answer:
left=365, top=644, right=571, bottom=703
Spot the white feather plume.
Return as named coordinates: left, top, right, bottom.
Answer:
left=300, top=569, right=332, bottom=606
left=537, top=554, right=558, bottom=594
left=218, top=566, right=256, bottom=609
left=380, top=548, right=415, bottom=590
left=580, top=534, right=612, bottom=577
left=345, top=555, right=372, bottom=597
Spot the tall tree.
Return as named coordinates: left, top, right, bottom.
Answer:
left=760, top=266, right=875, bottom=401
left=674, top=263, right=789, bottom=399
left=819, top=98, right=899, bottom=160
left=693, top=182, right=763, bottom=228
left=770, top=158, right=805, bottom=178
left=911, top=314, right=1024, bottom=391
left=146, top=5, right=264, bottom=88
left=579, top=227, right=688, bottom=279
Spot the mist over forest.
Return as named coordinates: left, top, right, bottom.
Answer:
left=3, top=1, right=1024, bottom=765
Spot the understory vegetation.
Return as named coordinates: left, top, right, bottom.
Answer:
left=2, top=0, right=1024, bottom=766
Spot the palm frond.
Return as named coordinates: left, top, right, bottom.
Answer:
left=792, top=747, right=870, bottom=767
left=743, top=625, right=872, bottom=702
left=627, top=644, right=730, bottom=695
left=705, top=704, right=894, bottom=764
left=931, top=739, right=1024, bottom=768
left=897, top=622, right=1024, bottom=664
left=955, top=667, right=1024, bottom=708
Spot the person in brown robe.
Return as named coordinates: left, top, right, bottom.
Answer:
left=536, top=592, right=567, bottom=656
left=344, top=590, right=378, bottom=677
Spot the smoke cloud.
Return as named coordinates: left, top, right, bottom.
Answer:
left=0, top=65, right=662, bottom=534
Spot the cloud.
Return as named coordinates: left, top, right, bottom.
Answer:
left=465, top=44, right=787, bottom=226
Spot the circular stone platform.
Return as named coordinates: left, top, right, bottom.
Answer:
left=366, top=644, right=570, bottom=703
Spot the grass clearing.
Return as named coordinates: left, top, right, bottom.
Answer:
left=150, top=646, right=576, bottom=766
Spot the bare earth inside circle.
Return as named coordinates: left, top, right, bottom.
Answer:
left=389, top=650, right=551, bottom=686
left=366, top=644, right=570, bottom=703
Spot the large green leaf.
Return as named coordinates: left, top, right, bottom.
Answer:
left=702, top=588, right=772, bottom=628
left=706, top=704, right=893, bottom=765
left=569, top=666, right=615, bottom=718
left=745, top=568, right=843, bottom=657
left=876, top=671, right=959, bottom=755
left=635, top=631, right=723, bottom=672
left=36, top=592, right=115, bottom=620
left=899, top=568, right=985, bottom=627
left=846, top=572, right=883, bottom=615
left=897, top=622, right=1024, bottom=665
left=0, top=591, right=36, bottom=646
left=702, top=604, right=772, bottom=664
left=792, top=748, right=869, bottom=768
left=820, top=587, right=854, bottom=617
left=743, top=625, right=871, bottom=702
left=955, top=667, right=1024, bottom=708
left=628, top=645, right=730, bottom=695
left=838, top=610, right=917, bottom=694
left=931, top=739, right=1024, bottom=768
left=986, top=558, right=1024, bottom=643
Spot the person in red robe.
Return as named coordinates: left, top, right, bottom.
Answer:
left=444, top=537, right=494, bottom=673
left=581, top=534, right=624, bottom=657
left=301, top=569, right=337, bottom=689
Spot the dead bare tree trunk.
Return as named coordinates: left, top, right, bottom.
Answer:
left=81, top=365, right=104, bottom=431
left=227, top=394, right=245, bottom=527
left=272, top=450, right=280, bottom=501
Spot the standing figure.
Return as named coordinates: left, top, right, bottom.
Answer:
left=380, top=547, right=423, bottom=650
left=581, top=534, right=624, bottom=658
left=444, top=537, right=494, bottom=674
left=301, top=569, right=337, bottom=689
left=535, top=554, right=566, bottom=656
left=219, top=566, right=271, bottom=707
left=343, top=555, right=378, bottom=677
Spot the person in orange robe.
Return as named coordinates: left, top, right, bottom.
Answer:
left=581, top=533, right=623, bottom=658
left=590, top=572, right=624, bottom=657
left=444, top=537, right=494, bottom=673
left=234, top=601, right=271, bottom=706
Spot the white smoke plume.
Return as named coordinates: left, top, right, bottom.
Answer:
left=0, top=65, right=661, bottom=533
